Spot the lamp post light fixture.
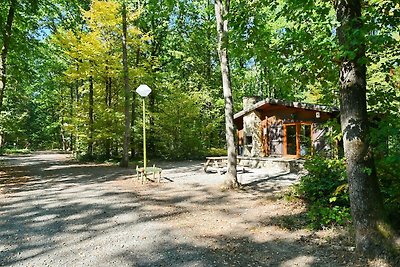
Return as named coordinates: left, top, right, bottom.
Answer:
left=136, top=84, right=152, bottom=170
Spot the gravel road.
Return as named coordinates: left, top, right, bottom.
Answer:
left=0, top=152, right=381, bottom=267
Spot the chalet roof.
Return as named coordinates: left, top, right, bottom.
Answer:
left=233, top=98, right=339, bottom=120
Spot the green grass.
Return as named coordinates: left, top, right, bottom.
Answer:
left=0, top=148, right=32, bottom=155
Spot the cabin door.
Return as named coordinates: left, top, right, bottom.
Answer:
left=283, top=123, right=312, bottom=158
left=285, top=125, right=297, bottom=156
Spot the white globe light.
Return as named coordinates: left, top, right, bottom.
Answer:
left=136, top=84, right=152, bottom=97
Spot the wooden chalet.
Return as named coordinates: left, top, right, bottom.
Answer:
left=234, top=97, right=339, bottom=159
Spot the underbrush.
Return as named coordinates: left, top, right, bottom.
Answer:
left=377, top=155, right=400, bottom=230
left=287, top=156, right=351, bottom=229
left=206, top=147, right=227, bottom=157
left=289, top=155, right=400, bottom=231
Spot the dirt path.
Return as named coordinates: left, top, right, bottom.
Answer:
left=0, top=152, right=383, bottom=266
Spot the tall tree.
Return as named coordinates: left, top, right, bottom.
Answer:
left=52, top=0, right=147, bottom=159
left=0, top=0, right=16, bottom=112
left=334, top=0, right=393, bottom=256
left=120, top=1, right=131, bottom=167
left=215, top=0, right=238, bottom=189
left=88, top=75, right=94, bottom=158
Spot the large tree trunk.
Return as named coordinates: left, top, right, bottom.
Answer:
left=0, top=0, right=16, bottom=148
left=215, top=0, right=238, bottom=189
left=87, top=76, right=94, bottom=158
left=0, top=0, right=16, bottom=111
left=120, top=1, right=131, bottom=167
left=334, top=0, right=393, bottom=256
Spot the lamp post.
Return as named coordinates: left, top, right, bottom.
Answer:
left=136, top=84, right=152, bottom=170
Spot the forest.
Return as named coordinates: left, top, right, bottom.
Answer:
left=0, top=0, right=399, bottom=260
left=0, top=0, right=398, bottom=161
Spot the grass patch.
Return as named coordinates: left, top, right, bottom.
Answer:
left=0, top=148, right=32, bottom=155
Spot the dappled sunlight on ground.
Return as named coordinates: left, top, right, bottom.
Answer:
left=0, top=152, right=395, bottom=266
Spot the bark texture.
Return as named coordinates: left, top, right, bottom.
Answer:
left=120, top=1, right=131, bottom=167
left=215, top=0, right=239, bottom=189
left=0, top=0, right=16, bottom=111
left=334, top=0, right=392, bottom=256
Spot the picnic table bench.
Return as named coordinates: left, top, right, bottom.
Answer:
left=135, top=165, right=162, bottom=184
left=203, top=156, right=245, bottom=174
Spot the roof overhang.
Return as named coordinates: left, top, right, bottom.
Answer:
left=233, top=98, right=339, bottom=129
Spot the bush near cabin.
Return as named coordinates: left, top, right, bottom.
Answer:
left=291, top=154, right=400, bottom=230
left=291, top=157, right=351, bottom=229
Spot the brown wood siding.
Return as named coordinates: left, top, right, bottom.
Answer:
left=234, top=102, right=338, bottom=158
left=268, top=117, right=283, bottom=156
left=261, top=118, right=269, bottom=156
left=312, top=123, right=329, bottom=155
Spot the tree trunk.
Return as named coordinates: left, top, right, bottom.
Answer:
left=61, top=116, right=67, bottom=151
left=120, top=1, right=131, bottom=167
left=74, top=78, right=80, bottom=157
left=334, top=0, right=393, bottom=256
left=148, top=93, right=155, bottom=156
left=130, top=48, right=140, bottom=159
left=0, top=0, right=16, bottom=111
left=87, top=76, right=94, bottom=159
left=105, top=76, right=111, bottom=159
left=69, top=84, right=74, bottom=151
left=130, top=90, right=136, bottom=159
left=0, top=133, right=5, bottom=148
left=215, top=0, right=238, bottom=189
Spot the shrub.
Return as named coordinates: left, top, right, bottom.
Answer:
left=377, top=155, right=400, bottom=229
left=207, top=147, right=227, bottom=157
left=292, top=156, right=351, bottom=229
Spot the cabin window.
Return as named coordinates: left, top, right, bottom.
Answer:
left=286, top=125, right=297, bottom=155
left=246, top=135, right=253, bottom=146
left=300, top=124, right=312, bottom=156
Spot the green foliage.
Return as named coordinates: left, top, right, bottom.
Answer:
left=230, top=0, right=339, bottom=105
left=0, top=0, right=398, bottom=166
left=307, top=205, right=351, bottom=228
left=292, top=157, right=351, bottom=229
left=207, top=148, right=227, bottom=157
left=293, top=150, right=400, bottom=230
left=152, top=89, right=209, bottom=159
left=0, top=148, right=31, bottom=155
left=377, top=155, right=400, bottom=229
left=366, top=13, right=400, bottom=228
left=369, top=110, right=400, bottom=229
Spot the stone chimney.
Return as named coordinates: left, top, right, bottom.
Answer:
left=243, top=96, right=259, bottom=110
left=242, top=96, right=262, bottom=157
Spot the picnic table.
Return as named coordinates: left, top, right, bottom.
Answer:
left=203, top=156, right=245, bottom=174
left=135, top=165, right=162, bottom=184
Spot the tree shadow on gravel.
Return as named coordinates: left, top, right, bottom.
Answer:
left=1, top=154, right=396, bottom=266
left=112, top=228, right=372, bottom=267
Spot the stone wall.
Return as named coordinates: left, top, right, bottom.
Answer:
left=238, top=156, right=305, bottom=173
left=243, top=111, right=262, bottom=157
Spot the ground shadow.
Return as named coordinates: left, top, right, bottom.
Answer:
left=1, top=153, right=395, bottom=266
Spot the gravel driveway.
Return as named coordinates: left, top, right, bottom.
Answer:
left=0, top=152, right=376, bottom=267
